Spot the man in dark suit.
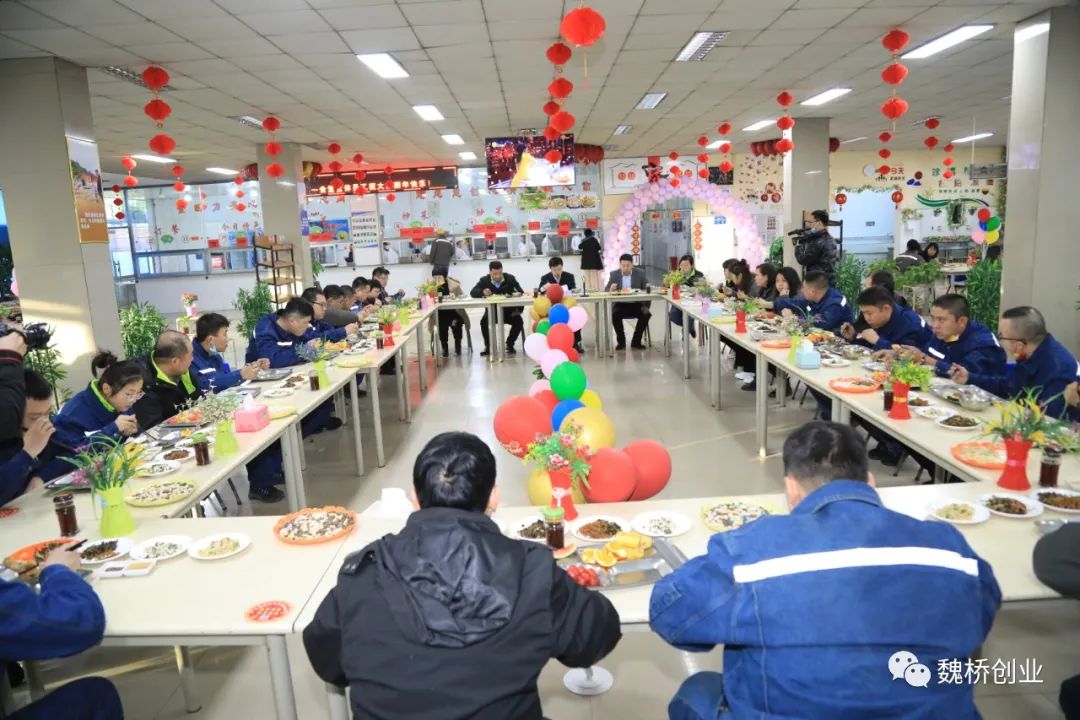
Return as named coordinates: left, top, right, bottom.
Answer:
left=606, top=253, right=650, bottom=350
left=538, top=256, right=583, bottom=353
left=470, top=261, right=525, bottom=356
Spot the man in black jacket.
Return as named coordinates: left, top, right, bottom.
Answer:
left=132, top=330, right=202, bottom=430
left=471, top=260, right=525, bottom=356
left=538, top=256, right=583, bottom=353
left=0, top=329, right=27, bottom=442
left=794, top=210, right=838, bottom=286
left=303, top=432, right=621, bottom=720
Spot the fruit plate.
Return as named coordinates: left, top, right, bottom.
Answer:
left=1032, top=488, right=1080, bottom=515
left=570, top=515, right=632, bottom=543
left=926, top=500, right=989, bottom=526
left=78, top=538, right=134, bottom=565
left=129, top=535, right=192, bottom=561
left=631, top=511, right=692, bottom=538
left=980, top=493, right=1044, bottom=519
left=557, top=539, right=687, bottom=591
left=188, top=533, right=251, bottom=561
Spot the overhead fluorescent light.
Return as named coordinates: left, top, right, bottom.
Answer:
left=635, top=92, right=667, bottom=110
left=277, top=181, right=295, bottom=187
left=805, top=170, right=823, bottom=175
left=357, top=52, right=409, bottom=79
left=706, top=140, right=722, bottom=150
left=902, top=25, right=994, bottom=59
left=952, top=132, right=993, bottom=143
left=1016, top=22, right=1049, bottom=42
left=458, top=151, right=477, bottom=160
left=99, top=65, right=175, bottom=92
left=413, top=105, right=444, bottom=122
left=613, top=125, right=632, bottom=135
left=442, top=134, right=464, bottom=145
left=800, top=87, right=852, bottom=106
left=131, top=154, right=175, bottom=164
left=742, top=119, right=775, bottom=132
left=839, top=136, right=867, bottom=144
left=675, top=31, right=729, bottom=62
left=206, top=167, right=239, bottom=175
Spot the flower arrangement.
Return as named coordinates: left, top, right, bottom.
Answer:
left=662, top=269, right=687, bottom=288
left=779, top=313, right=818, bottom=337
left=62, top=436, right=141, bottom=492
left=193, top=392, right=243, bottom=425
left=889, top=358, right=933, bottom=389
left=694, top=278, right=717, bottom=300
left=418, top=279, right=439, bottom=296
left=739, top=297, right=761, bottom=313
left=376, top=305, right=399, bottom=327
left=983, top=391, right=1066, bottom=445
left=181, top=292, right=199, bottom=307
left=297, top=339, right=336, bottom=364
left=523, top=424, right=592, bottom=487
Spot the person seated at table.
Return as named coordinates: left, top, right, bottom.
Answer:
left=351, top=276, right=376, bottom=309
left=455, top=238, right=472, bottom=261
left=751, top=262, right=778, bottom=302
left=0, top=370, right=60, bottom=503
left=191, top=313, right=267, bottom=391
left=762, top=271, right=852, bottom=334
left=840, top=285, right=932, bottom=350
left=322, top=285, right=368, bottom=328
left=852, top=270, right=910, bottom=334
left=433, top=269, right=467, bottom=357
left=0, top=541, right=124, bottom=720
left=132, top=330, right=202, bottom=430
left=922, top=241, right=940, bottom=263
left=774, top=265, right=801, bottom=299
left=714, top=258, right=740, bottom=297
left=607, top=253, right=651, bottom=350
left=51, top=351, right=141, bottom=450
left=1034, top=518, right=1080, bottom=717
left=670, top=254, right=706, bottom=340
left=539, top=256, right=584, bottom=352
left=950, top=305, right=1079, bottom=419
left=300, top=287, right=359, bottom=342
left=1067, top=380, right=1080, bottom=422
left=895, top=239, right=925, bottom=270
left=373, top=266, right=406, bottom=303
left=471, top=260, right=525, bottom=357
left=303, top=431, right=621, bottom=720
left=650, top=421, right=1001, bottom=720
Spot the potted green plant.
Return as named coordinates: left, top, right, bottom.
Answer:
left=233, top=282, right=273, bottom=339
left=966, top=260, right=1001, bottom=330
left=523, top=425, right=592, bottom=521
left=119, top=302, right=167, bottom=360
left=63, top=436, right=142, bottom=536
left=887, top=359, right=933, bottom=420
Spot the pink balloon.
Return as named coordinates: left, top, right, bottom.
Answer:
left=529, top=378, right=550, bottom=397
left=524, top=333, right=549, bottom=362
left=971, top=229, right=986, bottom=245
left=540, top=349, right=569, bottom=378
left=567, top=305, right=588, bottom=331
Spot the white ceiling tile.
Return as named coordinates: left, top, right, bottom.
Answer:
left=157, top=16, right=259, bottom=41
left=28, top=0, right=141, bottom=25
left=770, top=8, right=858, bottom=30
left=0, top=3, right=65, bottom=29
left=214, top=0, right=312, bottom=12
left=228, top=53, right=305, bottom=73
left=315, top=4, right=409, bottom=30
left=236, top=11, right=332, bottom=35
left=706, top=8, right=784, bottom=30
left=0, top=36, right=49, bottom=58
left=402, top=0, right=484, bottom=25
left=837, top=6, right=926, bottom=27
left=413, top=24, right=488, bottom=47
left=81, top=22, right=185, bottom=46
left=125, top=42, right=215, bottom=63
left=481, top=0, right=560, bottom=21
left=339, top=27, right=421, bottom=53
left=2, top=28, right=112, bottom=55
left=268, top=32, right=351, bottom=54
left=200, top=37, right=280, bottom=58
left=114, top=0, right=228, bottom=18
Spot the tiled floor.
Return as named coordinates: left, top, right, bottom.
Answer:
left=26, top=323, right=1077, bottom=718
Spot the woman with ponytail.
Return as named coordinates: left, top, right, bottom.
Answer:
left=51, top=351, right=145, bottom=450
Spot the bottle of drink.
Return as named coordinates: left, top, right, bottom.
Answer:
left=1039, top=444, right=1063, bottom=488
left=53, top=492, right=78, bottom=537
left=543, top=506, right=565, bottom=550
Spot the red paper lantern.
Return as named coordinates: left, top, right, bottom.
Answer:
left=327, top=142, right=341, bottom=155
left=121, top=156, right=137, bottom=171
left=385, top=193, right=396, bottom=202
left=141, top=66, right=170, bottom=90
left=235, top=190, right=245, bottom=198
left=148, top=133, right=176, bottom=155
left=115, top=211, right=125, bottom=220
left=328, top=160, right=343, bottom=173
left=881, top=62, right=908, bottom=86
left=560, top=6, right=606, bottom=47
left=776, top=116, right=795, bottom=131
left=265, top=141, right=282, bottom=156
left=543, top=127, right=559, bottom=141
left=719, top=142, right=731, bottom=154
left=266, top=162, right=285, bottom=178
left=545, top=149, right=563, bottom=164
left=123, top=176, right=138, bottom=187
left=719, top=160, right=733, bottom=173
left=234, top=176, right=244, bottom=185
left=112, top=197, right=123, bottom=206
left=943, top=157, right=954, bottom=166
left=173, top=182, right=185, bottom=192
left=878, top=164, right=891, bottom=175
left=669, top=151, right=679, bottom=161
left=330, top=177, right=344, bottom=191
left=761, top=193, right=769, bottom=202
left=235, top=202, right=246, bottom=212
left=550, top=110, right=575, bottom=133
left=171, top=165, right=185, bottom=177
left=262, top=116, right=281, bottom=132
left=775, top=138, right=794, bottom=153
left=696, top=153, right=709, bottom=163
left=834, top=192, right=847, bottom=206
left=546, top=42, right=573, bottom=66
left=697, top=136, right=709, bottom=147
left=542, top=100, right=561, bottom=116
left=698, top=168, right=709, bottom=179
left=670, top=177, right=680, bottom=188
left=925, top=117, right=940, bottom=129
left=549, top=77, right=573, bottom=99
left=882, top=29, right=910, bottom=53
left=647, top=155, right=660, bottom=166
left=924, top=136, right=939, bottom=148
left=891, top=190, right=904, bottom=207
left=879, top=132, right=892, bottom=143
left=143, top=99, right=171, bottom=122
left=879, top=149, right=892, bottom=159
left=175, top=198, right=188, bottom=211
left=717, top=122, right=731, bottom=135
left=881, top=96, right=909, bottom=120
left=384, top=165, right=393, bottom=175
left=943, top=170, right=954, bottom=179
left=771, top=192, right=781, bottom=203
left=111, top=184, right=121, bottom=193
left=943, top=143, right=955, bottom=153
left=776, top=91, right=794, bottom=107
left=829, top=137, right=841, bottom=153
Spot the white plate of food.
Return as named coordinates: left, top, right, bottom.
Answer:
left=927, top=500, right=989, bottom=525
left=135, top=459, right=181, bottom=478
left=175, top=435, right=215, bottom=449
left=129, top=535, right=192, bottom=561
left=907, top=393, right=933, bottom=409
left=571, top=515, right=631, bottom=543
left=263, top=387, right=295, bottom=399
left=188, top=533, right=251, bottom=561
left=980, top=493, right=1044, bottom=519
left=701, top=500, right=772, bottom=532
left=914, top=406, right=955, bottom=421
left=154, top=447, right=195, bottom=464
left=821, top=357, right=851, bottom=368
left=79, top=537, right=134, bottom=565
left=631, top=511, right=692, bottom=538
left=1032, top=488, right=1080, bottom=515
left=510, top=516, right=548, bottom=543
left=862, top=361, right=887, bottom=373
left=935, top=414, right=983, bottom=432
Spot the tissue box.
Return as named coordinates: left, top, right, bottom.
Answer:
left=795, top=343, right=821, bottom=369
left=234, top=403, right=270, bottom=432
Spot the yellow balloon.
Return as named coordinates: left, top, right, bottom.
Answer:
left=530, top=309, right=540, bottom=321
left=532, top=296, right=552, bottom=317
left=580, top=389, right=603, bottom=410
left=561, top=407, right=616, bottom=450
left=526, top=467, right=585, bottom=506
left=985, top=229, right=1000, bottom=244
left=562, top=295, right=577, bottom=309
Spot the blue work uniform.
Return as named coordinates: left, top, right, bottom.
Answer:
left=191, top=341, right=243, bottom=391
left=968, top=333, right=1080, bottom=419
left=246, top=313, right=306, bottom=368
left=304, top=319, right=348, bottom=343
left=924, top=320, right=1005, bottom=378
left=52, top=381, right=132, bottom=450
left=854, top=302, right=933, bottom=351
left=773, top=287, right=852, bottom=334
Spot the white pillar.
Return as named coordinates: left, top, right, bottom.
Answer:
left=256, top=142, right=313, bottom=288
left=782, top=117, right=831, bottom=267
left=1002, top=6, right=1080, bottom=354
left=0, top=58, right=122, bottom=391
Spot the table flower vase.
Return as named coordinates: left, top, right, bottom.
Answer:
left=549, top=469, right=579, bottom=521
left=184, top=304, right=198, bottom=317
left=313, top=359, right=331, bottom=388
left=398, top=308, right=410, bottom=325
left=671, top=284, right=681, bottom=301
left=735, top=309, right=747, bottom=334
left=787, top=336, right=801, bottom=363
left=888, top=382, right=911, bottom=420
left=420, top=295, right=432, bottom=310
left=997, top=437, right=1033, bottom=490
left=215, top=420, right=240, bottom=457
left=380, top=325, right=395, bottom=347
left=98, top=486, right=135, bottom=537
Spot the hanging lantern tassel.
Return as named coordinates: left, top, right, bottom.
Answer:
left=835, top=192, right=848, bottom=212
left=559, top=5, right=606, bottom=87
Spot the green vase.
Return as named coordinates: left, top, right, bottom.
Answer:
left=397, top=307, right=409, bottom=325
left=787, top=335, right=801, bottom=363
left=99, top=486, right=135, bottom=537
left=215, top=420, right=240, bottom=457
left=314, top=359, right=331, bottom=388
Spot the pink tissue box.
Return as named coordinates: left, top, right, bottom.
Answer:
left=233, top=404, right=269, bottom=432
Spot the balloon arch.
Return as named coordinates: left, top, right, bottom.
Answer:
left=605, top=175, right=766, bottom=271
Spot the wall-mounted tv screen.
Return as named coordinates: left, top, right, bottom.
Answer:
left=485, top=134, right=575, bottom=189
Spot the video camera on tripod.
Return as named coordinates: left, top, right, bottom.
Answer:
left=0, top=321, right=52, bottom=353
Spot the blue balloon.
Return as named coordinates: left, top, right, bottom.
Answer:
left=548, top=304, right=570, bottom=325
left=978, top=220, right=988, bottom=231
left=551, top=399, right=584, bottom=430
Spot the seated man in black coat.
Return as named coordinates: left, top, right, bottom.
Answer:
left=132, top=330, right=202, bottom=431
left=304, top=432, right=621, bottom=720
left=607, top=253, right=651, bottom=349
left=470, top=260, right=525, bottom=356
left=538, top=256, right=583, bottom=353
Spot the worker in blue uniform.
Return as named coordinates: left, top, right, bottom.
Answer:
left=190, top=313, right=268, bottom=391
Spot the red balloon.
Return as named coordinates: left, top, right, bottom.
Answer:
left=548, top=77, right=573, bottom=99
left=123, top=175, right=138, bottom=187
left=879, top=149, right=891, bottom=159
left=143, top=98, right=171, bottom=122
left=560, top=6, right=606, bottom=47
left=327, top=142, right=341, bottom=155
left=776, top=91, right=794, bottom=107
left=717, top=122, right=731, bottom=135
left=776, top=116, right=795, bottom=131
left=547, top=324, right=574, bottom=353
left=977, top=208, right=991, bottom=222
left=543, top=127, right=560, bottom=141
left=878, top=164, right=891, bottom=175
left=148, top=133, right=176, bottom=155
left=775, top=138, right=794, bottom=153
left=265, top=141, right=282, bottom=156
left=266, top=162, right=285, bottom=178
left=534, top=390, right=559, bottom=416
left=545, top=283, right=564, bottom=304
left=881, top=62, right=908, bottom=85
left=835, top=192, right=847, bottom=205
left=546, top=41, right=572, bottom=65
left=583, top=448, right=638, bottom=503
left=565, top=347, right=580, bottom=362
left=543, top=100, right=561, bottom=116
left=545, top=149, right=563, bottom=164
left=943, top=170, right=954, bottom=179
left=262, top=116, right=281, bottom=132
left=882, top=29, right=910, bottom=53
left=141, top=66, right=170, bottom=90
left=891, top=190, right=904, bottom=204
left=550, top=110, right=575, bottom=133
left=879, top=132, right=892, bottom=143
left=494, top=396, right=553, bottom=457
left=121, top=156, right=137, bottom=171
left=881, top=96, right=909, bottom=120
left=625, top=440, right=672, bottom=501
left=924, top=136, right=939, bottom=148
left=925, top=117, right=940, bottom=130
left=697, top=136, right=709, bottom=147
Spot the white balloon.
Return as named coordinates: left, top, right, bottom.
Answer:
left=567, top=305, right=588, bottom=331
left=541, top=349, right=569, bottom=377
left=524, top=333, right=550, bottom=363
left=528, top=378, right=550, bottom=397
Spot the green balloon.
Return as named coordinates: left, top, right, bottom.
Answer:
left=985, top=216, right=1001, bottom=232
left=550, top=361, right=587, bottom=401
left=536, top=320, right=551, bottom=335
